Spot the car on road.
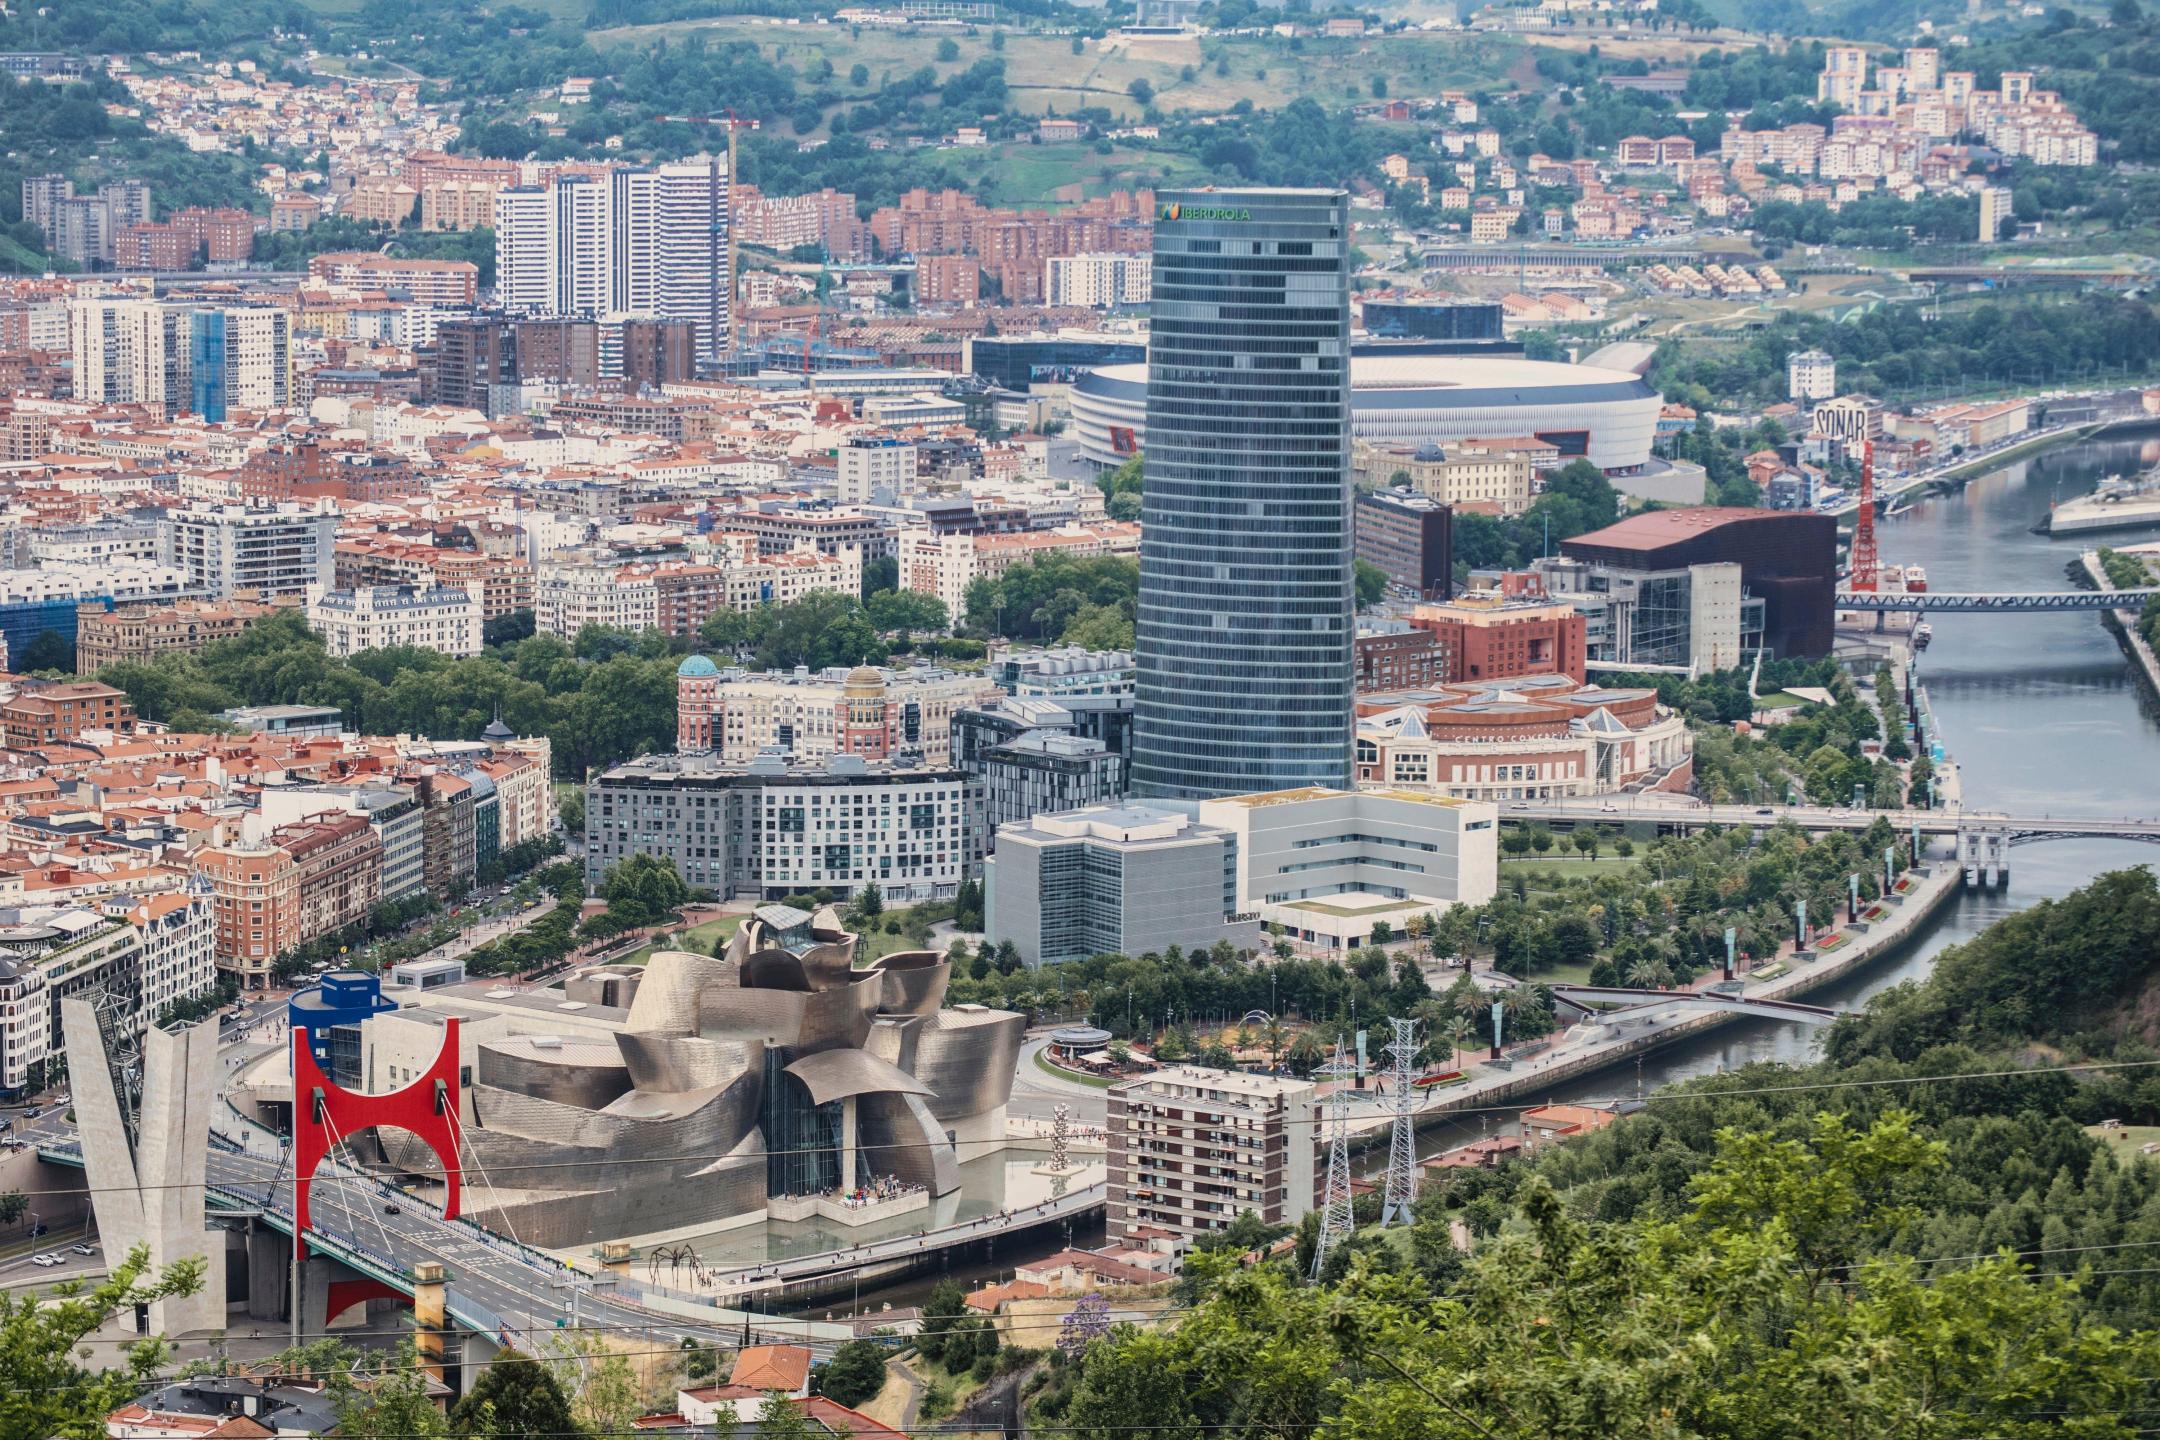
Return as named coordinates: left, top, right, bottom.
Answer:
left=70, top=1243, right=94, bottom=1256
left=31, top=1253, right=60, bottom=1267
left=1756, top=808, right=1775, bottom=816
left=382, top=1205, right=401, bottom=1217
left=24, top=1106, right=40, bottom=1118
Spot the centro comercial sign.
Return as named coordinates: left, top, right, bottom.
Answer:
left=1159, top=202, right=1252, bottom=221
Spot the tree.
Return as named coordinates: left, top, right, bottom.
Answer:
left=449, top=1349, right=575, bottom=1440
left=917, top=1279, right=968, bottom=1365
left=936, top=37, right=960, bottom=60
left=332, top=1343, right=450, bottom=1440
left=847, top=882, right=884, bottom=929
left=1059, top=1114, right=2160, bottom=1437
left=598, top=853, right=687, bottom=928
left=0, top=1191, right=26, bottom=1227
left=816, top=1340, right=888, bottom=1408
left=0, top=1245, right=203, bottom=1440
left=1128, top=78, right=1154, bottom=105
left=1353, top=558, right=1389, bottom=608
left=863, top=588, right=947, bottom=635
left=849, top=62, right=871, bottom=86
left=752, top=1393, right=819, bottom=1440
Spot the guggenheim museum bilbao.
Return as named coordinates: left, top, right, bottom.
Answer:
left=237, top=906, right=1023, bottom=1248
left=1070, top=349, right=1663, bottom=475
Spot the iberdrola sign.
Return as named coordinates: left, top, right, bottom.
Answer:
left=1159, top=202, right=1253, bottom=221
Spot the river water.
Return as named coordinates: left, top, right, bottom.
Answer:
left=801, top=435, right=2160, bottom=1310
left=1478, top=431, right=2160, bottom=1122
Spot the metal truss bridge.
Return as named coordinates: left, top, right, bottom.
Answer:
left=1835, top=589, right=2160, bottom=613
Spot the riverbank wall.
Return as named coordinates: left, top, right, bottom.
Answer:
left=1393, top=846, right=1965, bottom=1136
left=2079, top=549, right=2160, bottom=703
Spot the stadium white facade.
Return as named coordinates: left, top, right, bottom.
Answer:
left=1071, top=354, right=1661, bottom=473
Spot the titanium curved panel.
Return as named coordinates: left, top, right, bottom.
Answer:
left=625, top=949, right=737, bottom=1035
left=868, top=951, right=949, bottom=1015
left=695, top=985, right=810, bottom=1047
left=783, top=1048, right=934, bottom=1107
left=476, top=1038, right=633, bottom=1109
left=864, top=1014, right=926, bottom=1074
left=615, top=1032, right=761, bottom=1095
left=794, top=938, right=858, bottom=992
left=911, top=1009, right=1025, bottom=1119
left=739, top=949, right=814, bottom=993
left=857, top=1091, right=962, bottom=1196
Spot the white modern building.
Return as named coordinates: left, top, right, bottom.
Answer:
left=1108, top=1065, right=1316, bottom=1250
left=533, top=559, right=659, bottom=638
left=306, top=584, right=484, bottom=658
left=585, top=750, right=978, bottom=903
left=1978, top=186, right=2014, bottom=243
left=1071, top=353, right=1660, bottom=472
left=676, top=662, right=1003, bottom=765
left=157, top=502, right=338, bottom=598
left=1196, top=787, right=1499, bottom=950
left=1045, top=253, right=1152, bottom=309
left=985, top=803, right=1252, bottom=967
left=1787, top=349, right=1836, bottom=403
left=837, top=437, right=915, bottom=504
left=493, top=157, right=732, bottom=361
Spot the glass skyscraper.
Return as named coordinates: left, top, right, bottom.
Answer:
left=1131, top=188, right=1354, bottom=798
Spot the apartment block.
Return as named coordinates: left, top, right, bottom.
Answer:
left=1108, top=1066, right=1316, bottom=1251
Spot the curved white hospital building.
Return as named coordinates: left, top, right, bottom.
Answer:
left=1070, top=353, right=1661, bottom=474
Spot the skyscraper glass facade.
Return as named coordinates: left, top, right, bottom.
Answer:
left=189, top=309, right=227, bottom=423
left=1132, top=189, right=1354, bottom=798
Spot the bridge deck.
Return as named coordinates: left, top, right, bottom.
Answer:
left=1548, top=985, right=1844, bottom=1024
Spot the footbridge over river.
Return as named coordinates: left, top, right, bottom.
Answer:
left=1547, top=985, right=1847, bottom=1026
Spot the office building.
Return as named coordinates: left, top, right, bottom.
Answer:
left=306, top=585, right=484, bottom=659
left=159, top=502, right=338, bottom=599
left=965, top=334, right=1147, bottom=392
left=1535, top=554, right=1753, bottom=671
left=1355, top=489, right=1453, bottom=598
left=1554, top=507, right=1838, bottom=659
left=1408, top=583, right=1588, bottom=684
left=1197, top=787, right=1499, bottom=951
left=1357, top=296, right=1512, bottom=349
left=585, top=750, right=978, bottom=904
left=1108, top=1066, right=1315, bottom=1249
left=1787, top=349, right=1836, bottom=404
left=1132, top=188, right=1355, bottom=799
left=986, top=803, right=1245, bottom=967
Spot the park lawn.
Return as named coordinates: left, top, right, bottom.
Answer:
left=1501, top=853, right=1641, bottom=882
left=1034, top=1048, right=1116, bottom=1089
left=616, top=915, right=740, bottom=967
left=2086, top=1123, right=2160, bottom=1150
left=1754, top=691, right=1807, bottom=710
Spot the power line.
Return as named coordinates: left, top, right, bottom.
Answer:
left=26, top=1053, right=2160, bottom=1201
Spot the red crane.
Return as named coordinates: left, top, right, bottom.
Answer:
left=1849, top=438, right=1879, bottom=592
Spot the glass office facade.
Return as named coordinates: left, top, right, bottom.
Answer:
left=189, top=309, right=227, bottom=423
left=1132, top=189, right=1354, bottom=798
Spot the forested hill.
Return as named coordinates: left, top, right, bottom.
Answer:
left=1827, top=866, right=2160, bottom=1064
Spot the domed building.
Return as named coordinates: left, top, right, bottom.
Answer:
left=839, top=665, right=892, bottom=759
left=676, top=654, right=722, bottom=751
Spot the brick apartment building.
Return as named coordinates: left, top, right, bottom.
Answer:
left=0, top=682, right=136, bottom=750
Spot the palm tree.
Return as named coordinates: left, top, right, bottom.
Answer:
left=1261, top=1016, right=1289, bottom=1069
left=1626, top=957, right=1672, bottom=990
